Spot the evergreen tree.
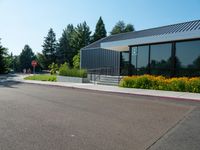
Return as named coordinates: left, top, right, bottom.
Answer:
left=36, top=53, right=46, bottom=69
left=0, top=39, right=8, bottom=74
left=71, top=21, right=91, bottom=52
left=19, top=45, right=35, bottom=71
left=57, top=24, right=75, bottom=66
left=111, top=21, right=135, bottom=35
left=42, top=28, right=57, bottom=68
left=6, top=52, right=14, bottom=72
left=13, top=55, right=20, bottom=72
left=92, top=17, right=107, bottom=42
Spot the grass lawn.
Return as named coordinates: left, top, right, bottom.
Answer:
left=24, top=75, right=57, bottom=82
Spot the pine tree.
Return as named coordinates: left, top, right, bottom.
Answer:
left=42, top=28, right=57, bottom=68
left=111, top=21, right=135, bottom=35
left=19, top=45, right=35, bottom=71
left=57, top=24, right=75, bottom=66
left=92, top=17, right=107, bottom=42
left=0, top=39, right=8, bottom=74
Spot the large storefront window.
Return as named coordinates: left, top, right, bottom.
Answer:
left=176, top=40, right=200, bottom=76
left=120, top=51, right=129, bottom=75
left=131, top=46, right=149, bottom=75
left=120, top=40, right=200, bottom=77
left=150, top=43, right=172, bottom=76
left=130, top=47, right=137, bottom=74
left=137, top=46, right=149, bottom=74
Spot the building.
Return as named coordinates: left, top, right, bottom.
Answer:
left=81, top=20, right=200, bottom=77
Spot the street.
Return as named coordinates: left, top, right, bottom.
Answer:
left=0, top=81, right=199, bottom=150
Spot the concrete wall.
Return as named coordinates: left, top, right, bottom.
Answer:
left=57, top=76, right=89, bottom=83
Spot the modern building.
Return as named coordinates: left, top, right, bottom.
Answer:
left=81, top=20, right=200, bottom=77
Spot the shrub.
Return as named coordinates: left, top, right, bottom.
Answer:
left=167, top=77, right=188, bottom=92
left=119, top=75, right=200, bottom=93
left=73, top=52, right=80, bottom=69
left=59, top=62, right=87, bottom=78
left=186, top=78, right=200, bottom=93
left=48, top=62, right=58, bottom=75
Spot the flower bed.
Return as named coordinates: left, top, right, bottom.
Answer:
left=119, top=75, right=200, bottom=93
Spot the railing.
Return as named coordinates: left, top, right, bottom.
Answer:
left=87, top=67, right=121, bottom=84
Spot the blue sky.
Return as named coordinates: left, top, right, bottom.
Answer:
left=0, top=0, right=200, bottom=55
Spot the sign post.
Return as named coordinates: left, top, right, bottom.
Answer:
left=31, top=60, right=37, bottom=74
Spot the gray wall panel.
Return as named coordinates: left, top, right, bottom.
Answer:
left=81, top=48, right=120, bottom=75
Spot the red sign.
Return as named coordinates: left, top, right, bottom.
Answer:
left=31, top=60, right=37, bottom=67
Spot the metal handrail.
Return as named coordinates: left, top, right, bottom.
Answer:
left=87, top=67, right=121, bottom=84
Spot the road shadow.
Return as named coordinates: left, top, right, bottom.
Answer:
left=0, top=81, right=22, bottom=88
left=0, top=73, right=18, bottom=79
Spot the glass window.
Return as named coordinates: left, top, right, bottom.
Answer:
left=120, top=51, right=129, bottom=75
left=130, top=47, right=138, bottom=75
left=137, top=46, right=149, bottom=68
left=137, top=46, right=149, bottom=74
left=150, top=43, right=172, bottom=76
left=176, top=40, right=200, bottom=76
left=121, top=51, right=129, bottom=62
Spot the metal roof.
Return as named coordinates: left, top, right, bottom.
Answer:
left=82, top=20, right=200, bottom=50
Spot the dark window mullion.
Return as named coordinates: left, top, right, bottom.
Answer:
left=171, top=42, right=176, bottom=77
left=148, top=45, right=151, bottom=74
left=129, top=46, right=132, bottom=76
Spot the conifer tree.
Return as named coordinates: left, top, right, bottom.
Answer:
left=42, top=28, right=57, bottom=68
left=92, top=17, right=107, bottom=42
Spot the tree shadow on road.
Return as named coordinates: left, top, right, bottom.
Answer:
left=0, top=81, right=22, bottom=88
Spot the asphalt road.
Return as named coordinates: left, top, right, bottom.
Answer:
left=0, top=81, right=199, bottom=150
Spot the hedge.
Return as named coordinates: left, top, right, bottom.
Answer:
left=119, top=75, right=200, bottom=93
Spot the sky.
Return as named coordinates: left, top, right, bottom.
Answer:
left=0, top=0, right=200, bottom=55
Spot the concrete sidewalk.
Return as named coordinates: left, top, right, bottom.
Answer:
left=8, top=74, right=200, bottom=102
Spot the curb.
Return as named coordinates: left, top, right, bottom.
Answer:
left=15, top=79, right=200, bottom=103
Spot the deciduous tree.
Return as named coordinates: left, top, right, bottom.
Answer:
left=111, top=21, right=135, bottom=35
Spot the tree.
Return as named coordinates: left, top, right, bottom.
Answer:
left=92, top=17, right=107, bottom=42
left=6, top=52, right=14, bottom=72
left=70, top=21, right=91, bottom=68
left=36, top=53, right=46, bottom=69
left=42, top=28, right=57, bottom=69
left=13, top=55, right=20, bottom=72
left=0, top=39, right=8, bottom=74
left=71, top=21, right=91, bottom=52
left=110, top=21, right=135, bottom=35
left=57, top=24, right=75, bottom=66
left=19, top=45, right=35, bottom=71
left=125, top=24, right=134, bottom=32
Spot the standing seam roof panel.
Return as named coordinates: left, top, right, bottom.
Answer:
left=82, top=20, right=200, bottom=50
